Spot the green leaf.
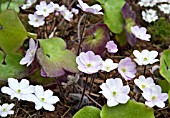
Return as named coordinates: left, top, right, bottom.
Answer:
left=98, top=0, right=125, bottom=34
left=73, top=106, right=101, bottom=118
left=37, top=37, right=78, bottom=78
left=1, top=0, right=24, bottom=12
left=29, top=70, right=55, bottom=85
left=168, top=90, right=170, bottom=104
left=158, top=80, right=170, bottom=93
left=115, top=30, right=127, bottom=47
left=0, top=51, right=27, bottom=80
left=160, top=49, right=170, bottom=83
left=0, top=10, right=28, bottom=53
left=100, top=100, right=154, bottom=118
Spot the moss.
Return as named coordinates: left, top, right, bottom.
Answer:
left=148, top=17, right=170, bottom=45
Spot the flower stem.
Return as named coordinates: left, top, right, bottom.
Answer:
left=77, top=74, right=88, bottom=108
left=89, top=74, right=95, bottom=95
left=143, top=65, right=147, bottom=76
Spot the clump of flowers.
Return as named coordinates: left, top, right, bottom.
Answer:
left=76, top=51, right=103, bottom=74
left=118, top=57, right=136, bottom=81
left=99, top=78, right=130, bottom=107
left=133, top=49, right=159, bottom=65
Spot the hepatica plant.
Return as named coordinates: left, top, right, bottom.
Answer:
left=0, top=0, right=169, bottom=117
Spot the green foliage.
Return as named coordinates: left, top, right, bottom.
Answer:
left=100, top=100, right=154, bottom=118
left=116, top=30, right=127, bottom=47
left=97, top=0, right=125, bottom=34
left=158, top=80, right=170, bottom=93
left=168, top=90, right=170, bottom=104
left=1, top=0, right=24, bottom=12
left=160, top=49, right=170, bottom=83
left=29, top=70, right=55, bottom=85
left=0, top=10, right=28, bottom=54
left=0, top=51, right=27, bottom=80
left=148, top=18, right=170, bottom=44
left=37, top=37, right=78, bottom=78
left=73, top=106, right=100, bottom=118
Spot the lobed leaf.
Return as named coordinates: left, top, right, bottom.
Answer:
left=37, top=37, right=78, bottom=78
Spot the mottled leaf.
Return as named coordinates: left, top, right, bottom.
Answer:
left=0, top=10, right=28, bottom=53
left=82, top=24, right=110, bottom=55
left=101, top=100, right=154, bottom=118
left=37, top=37, right=78, bottom=78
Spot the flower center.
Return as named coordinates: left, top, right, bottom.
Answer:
left=122, top=68, right=126, bottom=72
left=112, top=91, right=117, bottom=96
left=41, top=98, right=45, bottom=102
left=2, top=108, right=6, bottom=112
left=141, top=84, right=145, bottom=88
left=106, top=66, right=110, bottom=70
left=143, top=57, right=148, bottom=61
left=152, top=96, right=156, bottom=100
left=87, top=63, right=92, bottom=67
left=31, top=50, right=34, bottom=55
left=43, top=8, right=47, bottom=12
left=138, top=34, right=140, bottom=38
left=17, top=89, right=21, bottom=93
left=35, top=19, right=39, bottom=22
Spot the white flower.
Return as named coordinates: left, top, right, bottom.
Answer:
left=71, top=8, right=79, bottom=15
left=150, top=65, right=160, bottom=74
left=101, top=59, right=118, bottom=72
left=134, top=75, right=155, bottom=91
left=29, top=85, right=60, bottom=111
left=60, top=9, right=73, bottom=21
left=0, top=103, right=14, bottom=117
left=1, top=78, right=34, bottom=100
left=20, top=38, right=37, bottom=66
left=77, top=0, right=103, bottom=15
left=158, top=4, right=170, bottom=14
left=131, top=26, right=151, bottom=41
left=49, top=2, right=60, bottom=11
left=138, top=0, right=158, bottom=7
left=133, top=50, right=159, bottom=65
left=142, top=85, right=168, bottom=108
left=35, top=1, right=54, bottom=17
left=157, top=0, right=170, bottom=3
left=58, top=5, right=67, bottom=12
left=105, top=41, right=118, bottom=53
left=142, top=9, right=158, bottom=23
left=28, top=13, right=45, bottom=27
left=21, top=0, right=36, bottom=10
left=99, top=78, right=130, bottom=107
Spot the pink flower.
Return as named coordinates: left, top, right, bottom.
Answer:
left=105, top=41, right=118, bottom=53
left=76, top=51, right=103, bottom=74
left=20, top=38, right=37, bottom=66
left=118, top=57, right=136, bottom=81
left=131, top=26, right=151, bottom=41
